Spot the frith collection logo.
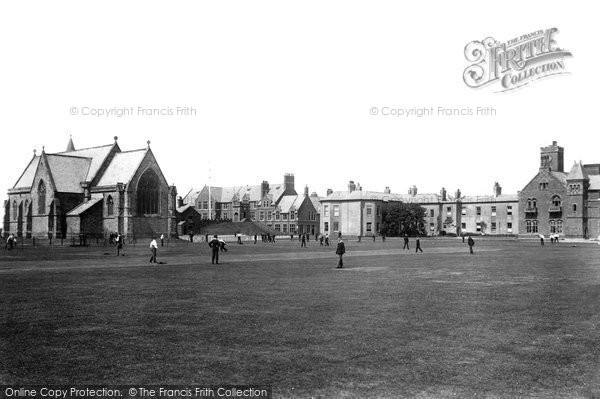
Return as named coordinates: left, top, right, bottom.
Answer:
left=463, top=28, right=572, bottom=92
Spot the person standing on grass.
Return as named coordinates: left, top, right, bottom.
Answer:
left=301, top=233, right=307, bottom=248
left=254, top=234, right=257, bottom=244
left=209, top=234, right=221, bottom=264
left=467, top=235, right=475, bottom=254
left=336, top=237, right=346, bottom=268
left=539, top=234, right=545, bottom=246
left=320, top=234, right=324, bottom=246
left=325, top=234, right=330, bottom=246
left=116, top=233, right=123, bottom=256
left=160, top=233, right=164, bottom=247
left=5, top=234, right=14, bottom=250
left=149, top=236, right=158, bottom=263
left=415, top=237, right=423, bottom=253
left=403, top=234, right=410, bottom=250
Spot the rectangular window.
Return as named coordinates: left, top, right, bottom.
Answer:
left=429, top=209, right=434, bottom=217
left=366, top=206, right=372, bottom=216
left=282, top=224, right=288, bottom=233
left=324, top=205, right=329, bottom=217
left=275, top=211, right=280, bottom=220
left=461, top=222, right=466, bottom=229
left=476, top=223, right=481, bottom=232
left=476, top=206, right=481, bottom=216
left=461, top=206, right=466, bottom=216
left=366, top=222, right=372, bottom=232
left=250, top=211, right=255, bottom=220
left=376, top=206, right=380, bottom=216
left=491, top=206, right=497, bottom=217
left=324, top=222, right=329, bottom=232
left=507, top=205, right=512, bottom=216
left=507, top=222, right=512, bottom=233
left=274, top=224, right=280, bottom=232
left=259, top=211, right=264, bottom=221
left=268, top=212, right=272, bottom=221
left=491, top=222, right=497, bottom=232
left=333, top=221, right=339, bottom=231
left=282, top=214, right=288, bottom=221
left=333, top=205, right=340, bottom=217
left=290, top=224, right=296, bottom=233
left=290, top=211, right=295, bottom=220
left=202, top=201, right=208, bottom=210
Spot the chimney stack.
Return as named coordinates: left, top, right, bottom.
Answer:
left=348, top=180, right=356, bottom=192
left=261, top=181, right=270, bottom=198
left=384, top=187, right=391, bottom=194
left=440, top=187, right=447, bottom=201
left=455, top=189, right=462, bottom=199
left=304, top=185, right=309, bottom=196
left=177, top=196, right=184, bottom=208
left=493, top=182, right=502, bottom=198
left=326, top=188, right=333, bottom=196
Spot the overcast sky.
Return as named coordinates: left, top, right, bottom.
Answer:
left=1, top=1, right=597, bottom=221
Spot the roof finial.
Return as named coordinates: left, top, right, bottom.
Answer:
left=114, top=136, right=118, bottom=142
left=147, top=140, right=151, bottom=148
left=42, top=145, right=45, bottom=153
left=33, top=149, right=37, bottom=156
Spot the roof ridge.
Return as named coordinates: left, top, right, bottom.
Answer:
left=56, top=143, right=113, bottom=153
left=46, top=153, right=92, bottom=160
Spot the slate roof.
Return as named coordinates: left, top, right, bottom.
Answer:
left=277, top=195, right=301, bottom=213
left=57, top=144, right=114, bottom=182
left=96, top=149, right=147, bottom=186
left=323, top=190, right=442, bottom=203
left=45, top=155, right=91, bottom=192
left=551, top=171, right=569, bottom=186
left=566, top=161, right=587, bottom=180
left=13, top=156, right=40, bottom=189
left=589, top=175, right=600, bottom=190
left=66, top=195, right=103, bottom=216
left=460, top=194, right=519, bottom=203
left=309, top=195, right=322, bottom=212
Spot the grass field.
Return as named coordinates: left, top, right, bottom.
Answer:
left=1, top=238, right=600, bottom=398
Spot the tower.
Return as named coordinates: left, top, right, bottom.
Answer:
left=540, top=141, right=564, bottom=172
left=565, top=161, right=588, bottom=238
left=283, top=173, right=296, bottom=195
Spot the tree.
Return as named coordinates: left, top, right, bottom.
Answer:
left=380, top=202, right=427, bottom=237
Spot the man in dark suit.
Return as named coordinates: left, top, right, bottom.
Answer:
left=415, top=237, right=423, bottom=253
left=403, top=234, right=409, bottom=250
left=336, top=237, right=346, bottom=268
left=209, top=235, right=221, bottom=264
left=301, top=233, right=307, bottom=248
left=467, top=236, right=475, bottom=254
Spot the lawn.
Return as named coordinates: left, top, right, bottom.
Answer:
left=1, top=238, right=600, bottom=398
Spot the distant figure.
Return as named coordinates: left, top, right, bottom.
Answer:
left=160, top=233, right=164, bottom=247
left=209, top=235, right=221, bottom=264
left=336, top=237, right=346, bottom=268
left=116, top=233, right=123, bottom=256
left=5, top=234, right=15, bottom=250
left=462, top=235, right=465, bottom=243
left=320, top=235, right=324, bottom=246
left=149, top=237, right=158, bottom=263
left=403, top=234, right=410, bottom=250
left=237, top=234, right=242, bottom=245
left=301, top=234, right=307, bottom=248
left=539, top=234, right=545, bottom=246
left=415, top=237, right=423, bottom=253
left=254, top=234, right=257, bottom=244
left=467, top=236, right=475, bottom=254
left=189, top=231, right=194, bottom=243
left=373, top=235, right=376, bottom=242
left=382, top=234, right=386, bottom=242
left=325, top=234, right=330, bottom=246
left=290, top=234, right=294, bottom=241
left=306, top=234, right=310, bottom=243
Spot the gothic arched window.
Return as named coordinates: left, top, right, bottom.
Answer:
left=107, top=195, right=114, bottom=216
left=12, top=200, right=17, bottom=221
left=38, top=180, right=46, bottom=215
left=137, top=169, right=160, bottom=215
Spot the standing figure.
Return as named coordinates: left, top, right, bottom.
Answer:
left=116, top=233, right=123, bottom=256
left=320, top=235, right=324, bottom=246
left=403, top=234, right=410, bottom=250
left=160, top=233, right=164, bottom=247
left=467, top=236, right=475, bottom=254
left=336, top=237, right=346, bottom=268
left=209, top=235, right=221, bottom=264
left=325, top=234, right=330, bottom=246
left=254, top=234, right=257, bottom=244
left=149, top=237, right=158, bottom=263
left=373, top=235, right=376, bottom=242
left=539, top=234, right=545, bottom=246
left=415, top=237, right=423, bottom=253
left=5, top=234, right=14, bottom=250
left=301, top=234, right=307, bottom=248
left=189, top=231, right=194, bottom=243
